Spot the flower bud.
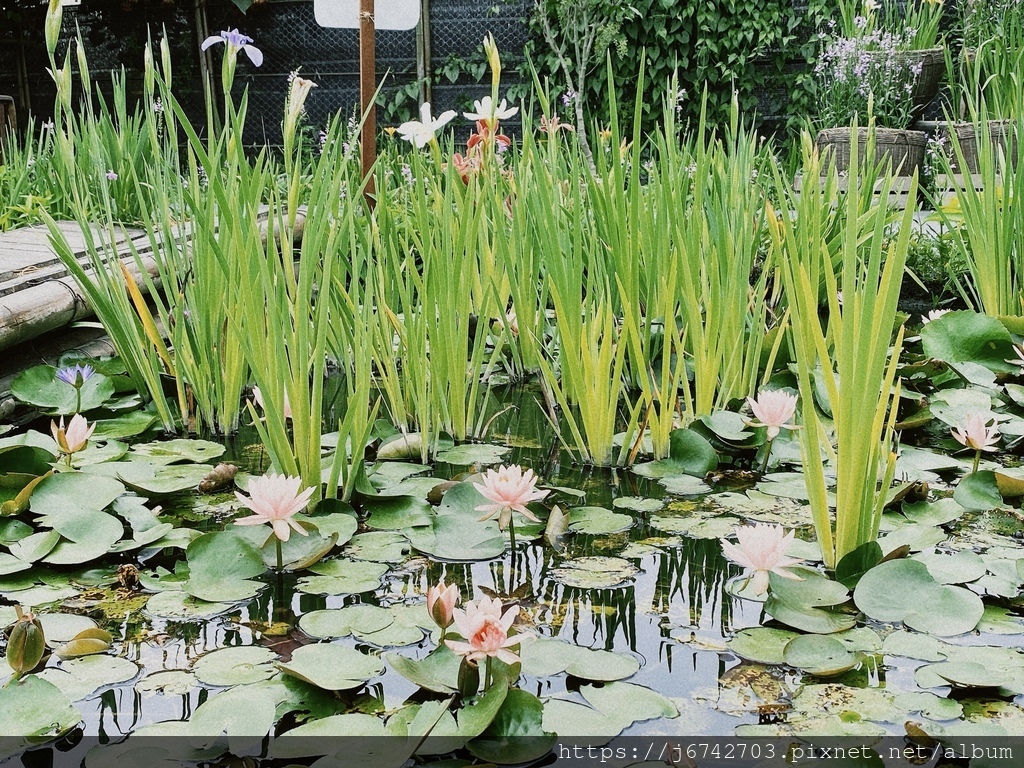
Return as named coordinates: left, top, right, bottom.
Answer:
left=45, top=0, right=63, bottom=59
left=457, top=655, right=480, bottom=697
left=8, top=608, right=45, bottom=680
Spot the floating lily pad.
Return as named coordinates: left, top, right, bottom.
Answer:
left=277, top=644, right=384, bottom=690
left=388, top=646, right=462, bottom=693
left=901, top=498, right=965, bottom=527
left=468, top=689, right=556, bottom=763
left=299, top=605, right=394, bottom=639
left=727, top=627, right=800, bottom=665
left=854, top=559, right=984, bottom=636
left=135, top=670, right=197, bottom=696
left=112, top=462, right=212, bottom=496
left=0, top=674, right=81, bottom=745
left=296, top=558, right=388, bottom=595
left=9, top=531, right=61, bottom=563
left=435, top=443, right=510, bottom=465
left=30, top=473, right=125, bottom=516
left=783, top=634, right=861, bottom=677
left=876, top=523, right=947, bottom=554
left=340, top=530, right=408, bottom=562
left=977, top=606, right=1024, bottom=635
left=540, top=682, right=677, bottom=744
left=308, top=509, right=358, bottom=545
left=364, top=495, right=432, bottom=530
left=89, top=411, right=158, bottom=440
left=548, top=556, right=639, bottom=589
left=916, top=661, right=1006, bottom=689
left=567, top=506, right=633, bottom=535
left=405, top=483, right=506, bottom=562
left=612, top=496, right=664, bottom=513
left=650, top=509, right=741, bottom=539
left=632, top=428, right=718, bottom=479
left=38, top=613, right=98, bottom=646
left=764, top=567, right=857, bottom=635
left=132, top=439, right=225, bottom=464
left=145, top=591, right=232, bottom=621
left=12, top=365, right=115, bottom=413
left=183, top=529, right=266, bottom=603
left=921, top=311, right=1017, bottom=374
left=518, top=637, right=639, bottom=681
left=38, top=655, right=139, bottom=701
left=893, top=691, right=963, bottom=721
left=912, top=550, right=987, bottom=584
left=954, top=471, right=1004, bottom=512
left=192, top=646, right=278, bottom=687
left=657, top=474, right=711, bottom=496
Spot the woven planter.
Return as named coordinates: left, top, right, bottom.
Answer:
left=815, top=127, right=928, bottom=176
left=902, top=47, right=947, bottom=117
left=933, top=120, right=1017, bottom=174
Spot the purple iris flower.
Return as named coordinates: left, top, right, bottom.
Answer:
left=201, top=29, right=264, bottom=67
left=55, top=363, right=95, bottom=388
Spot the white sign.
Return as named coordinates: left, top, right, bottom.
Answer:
left=314, top=0, right=420, bottom=30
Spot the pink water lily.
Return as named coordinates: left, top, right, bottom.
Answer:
left=746, top=389, right=799, bottom=441
left=952, top=413, right=1000, bottom=453
left=50, top=414, right=95, bottom=455
left=720, top=523, right=804, bottom=595
left=1006, top=343, right=1024, bottom=368
left=474, top=464, right=548, bottom=529
left=233, top=473, right=313, bottom=542
left=426, top=578, right=460, bottom=631
left=253, top=386, right=293, bottom=420
left=445, top=596, right=522, bottom=665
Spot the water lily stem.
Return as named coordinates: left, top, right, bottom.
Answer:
left=485, top=656, right=493, bottom=690
left=972, top=450, right=981, bottom=474
left=761, top=439, right=773, bottom=474
left=276, top=537, right=284, bottom=572
left=74, top=387, right=82, bottom=415
left=508, top=515, right=516, bottom=552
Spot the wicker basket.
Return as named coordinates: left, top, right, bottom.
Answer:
left=934, top=120, right=1017, bottom=174
left=815, top=127, right=928, bottom=176
left=902, top=47, right=946, bottom=117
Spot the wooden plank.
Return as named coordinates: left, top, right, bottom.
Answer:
left=794, top=174, right=916, bottom=210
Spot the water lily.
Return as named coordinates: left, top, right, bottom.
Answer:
left=474, top=464, right=548, bottom=527
left=1006, top=343, right=1024, bottom=368
left=463, top=96, right=518, bottom=127
left=55, top=363, right=94, bottom=387
left=397, top=102, right=457, bottom=149
left=720, top=523, right=804, bottom=596
left=952, top=413, right=1000, bottom=472
left=201, top=28, right=264, bottom=67
left=50, top=414, right=95, bottom=459
left=253, top=386, right=293, bottom=420
left=746, top=389, right=799, bottom=441
left=445, top=596, right=522, bottom=666
left=921, top=309, right=951, bottom=324
left=426, top=578, right=460, bottom=641
left=233, top=473, right=313, bottom=543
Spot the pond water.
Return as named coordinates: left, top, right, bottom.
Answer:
left=3, top=373, right=1024, bottom=766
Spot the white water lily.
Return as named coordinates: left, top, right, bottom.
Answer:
left=396, top=102, right=457, bottom=148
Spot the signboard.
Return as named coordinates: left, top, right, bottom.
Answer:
left=313, top=0, right=420, bottom=30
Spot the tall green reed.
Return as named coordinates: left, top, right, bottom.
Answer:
left=770, top=133, right=913, bottom=569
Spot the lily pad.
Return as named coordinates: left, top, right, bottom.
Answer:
left=916, top=661, right=1006, bottom=689
left=783, top=634, right=861, bottom=676
left=650, top=510, right=741, bottom=539
left=131, top=439, right=225, bottom=464
left=38, top=655, right=139, bottom=701
left=144, top=591, right=233, bottom=621
left=12, top=365, right=115, bottom=413
left=912, top=550, right=987, bottom=584
left=541, top=682, right=678, bottom=744
left=388, top=646, right=462, bottom=693
left=921, top=311, right=1017, bottom=374
left=405, top=483, right=506, bottom=562
left=632, top=428, right=718, bottom=479
left=435, top=443, right=510, bottom=465
left=548, top=556, right=639, bottom=589
left=977, top=606, right=1024, bottom=635
left=30, top=473, right=125, bottom=516
left=183, top=529, right=266, bottom=603
left=612, top=496, right=664, bottom=513
left=38, top=613, right=98, bottom=646
left=135, top=670, right=197, bottom=696
left=364, top=495, right=432, bottom=530
left=727, top=627, right=800, bottom=665
left=192, top=646, right=278, bottom=687
left=277, top=644, right=384, bottom=690
left=518, top=637, right=639, bottom=681
left=296, top=559, right=388, bottom=595
left=345, top=531, right=410, bottom=563
left=89, top=411, right=158, bottom=440
left=112, top=462, right=212, bottom=496
left=567, top=506, right=634, bottom=535
left=468, top=689, right=556, bottom=763
left=764, top=567, right=857, bottom=634
left=308, top=509, right=358, bottom=545
left=299, top=605, right=395, bottom=639
left=0, top=675, right=81, bottom=745
left=954, top=471, right=1004, bottom=512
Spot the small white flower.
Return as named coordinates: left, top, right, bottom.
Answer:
left=464, top=95, right=518, bottom=125
left=396, top=102, right=457, bottom=148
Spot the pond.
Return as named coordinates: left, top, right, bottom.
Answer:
left=2, top=363, right=1024, bottom=767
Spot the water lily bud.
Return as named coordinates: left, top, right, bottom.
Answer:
left=457, top=656, right=480, bottom=697
left=45, top=0, right=63, bottom=59
left=8, top=608, right=45, bottom=680
left=426, top=579, right=459, bottom=630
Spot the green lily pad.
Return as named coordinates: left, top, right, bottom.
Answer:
left=567, top=506, right=634, bottom=535
left=612, top=496, right=664, bottom=512
left=112, top=462, right=212, bottom=496
left=699, top=410, right=756, bottom=442
left=183, top=529, right=266, bottom=603
left=632, top=428, right=718, bottom=479
left=0, top=519, right=34, bottom=545
left=367, top=462, right=431, bottom=488
left=893, top=691, right=963, bottom=720
left=296, top=558, right=388, bottom=595
left=299, top=605, right=395, bottom=639
left=854, top=559, right=984, bottom=636
left=387, top=646, right=462, bottom=693
left=901, top=498, right=965, bottom=526
left=435, top=443, right=510, bottom=465
left=921, top=311, right=1017, bottom=374
left=405, top=483, right=506, bottom=561
left=308, top=509, right=358, bottom=545
left=135, top=670, right=197, bottom=696
left=518, top=636, right=639, bottom=681
left=650, top=510, right=741, bottom=539
left=954, top=470, right=1004, bottom=512
left=364, top=495, right=432, bottom=530
left=345, top=531, right=410, bottom=563
left=876, top=523, right=948, bottom=554
left=468, top=689, right=556, bottom=763
left=277, top=644, right=384, bottom=690
left=727, top=627, right=800, bottom=665
left=12, top=365, right=115, bottom=413
left=658, top=474, right=712, bottom=496
left=549, top=556, right=639, bottom=589
left=783, top=634, right=861, bottom=676
left=131, top=439, right=225, bottom=464
left=9, top=530, right=62, bottom=563
left=916, top=661, right=1006, bottom=689
left=764, top=567, right=857, bottom=635
left=977, top=606, right=1024, bottom=635
left=0, top=675, right=81, bottom=744
left=38, top=613, right=98, bottom=646
left=38, top=655, right=139, bottom=701
left=89, top=411, right=158, bottom=440
left=0, top=554, right=32, bottom=577
left=912, top=550, right=987, bottom=584
left=192, top=646, right=278, bottom=687
left=30, top=473, right=125, bottom=516
left=541, top=682, right=678, bottom=743
left=145, top=591, right=233, bottom=621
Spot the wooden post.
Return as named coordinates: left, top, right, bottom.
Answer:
left=359, top=0, right=376, bottom=205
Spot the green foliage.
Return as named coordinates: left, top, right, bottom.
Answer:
left=529, top=0, right=829, bottom=132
